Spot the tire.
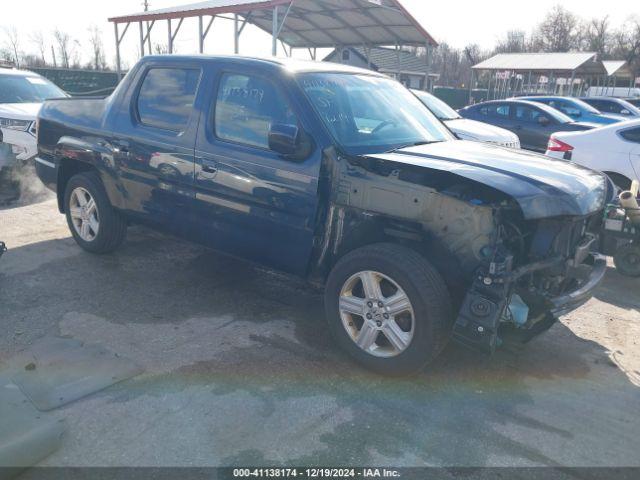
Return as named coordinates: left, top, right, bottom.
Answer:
left=325, top=243, right=453, bottom=376
left=614, top=244, right=640, bottom=278
left=64, top=171, right=127, bottom=254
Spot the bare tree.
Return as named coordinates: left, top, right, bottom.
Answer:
left=3, top=26, right=21, bottom=67
left=612, top=17, right=640, bottom=78
left=87, top=26, right=106, bottom=70
left=0, top=48, right=14, bottom=64
left=580, top=16, right=611, bottom=56
left=30, top=31, right=48, bottom=65
left=53, top=29, right=71, bottom=68
left=495, top=30, right=529, bottom=54
left=154, top=43, right=172, bottom=55
left=534, top=5, right=580, bottom=52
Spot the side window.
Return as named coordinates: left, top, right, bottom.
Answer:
left=556, top=101, right=580, bottom=117
left=478, top=104, right=509, bottom=118
left=495, top=105, right=510, bottom=118
left=215, top=73, right=299, bottom=149
left=589, top=100, right=610, bottom=112
left=515, top=106, right=539, bottom=123
left=137, top=68, right=201, bottom=131
left=606, top=102, right=626, bottom=114
left=621, top=128, right=640, bottom=144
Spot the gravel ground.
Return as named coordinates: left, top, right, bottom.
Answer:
left=0, top=195, right=639, bottom=468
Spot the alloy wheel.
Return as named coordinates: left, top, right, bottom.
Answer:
left=69, top=187, right=100, bottom=242
left=339, top=271, right=415, bottom=358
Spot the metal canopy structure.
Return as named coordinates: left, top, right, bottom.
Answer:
left=108, top=0, right=437, bottom=77
left=473, top=52, right=606, bottom=75
left=603, top=60, right=633, bottom=78
left=471, top=52, right=612, bottom=99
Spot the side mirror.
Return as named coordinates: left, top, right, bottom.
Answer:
left=538, top=116, right=551, bottom=126
left=621, top=109, right=631, bottom=116
left=268, top=123, right=300, bottom=156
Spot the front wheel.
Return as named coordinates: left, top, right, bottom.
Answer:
left=325, top=244, right=452, bottom=376
left=64, top=171, right=127, bottom=254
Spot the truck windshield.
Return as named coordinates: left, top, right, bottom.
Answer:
left=298, top=73, right=453, bottom=155
left=0, top=75, right=67, bottom=104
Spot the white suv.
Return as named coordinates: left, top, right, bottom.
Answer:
left=0, top=67, right=67, bottom=170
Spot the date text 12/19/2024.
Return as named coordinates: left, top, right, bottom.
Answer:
left=233, top=469, right=402, bottom=478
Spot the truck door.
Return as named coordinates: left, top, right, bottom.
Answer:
left=192, top=69, right=322, bottom=276
left=108, top=63, right=202, bottom=234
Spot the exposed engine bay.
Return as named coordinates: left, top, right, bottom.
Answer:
left=342, top=160, right=610, bottom=353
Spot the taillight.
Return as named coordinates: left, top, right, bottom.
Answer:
left=547, top=137, right=574, bottom=152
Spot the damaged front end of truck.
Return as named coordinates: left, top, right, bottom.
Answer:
left=452, top=210, right=607, bottom=353
left=316, top=141, right=612, bottom=353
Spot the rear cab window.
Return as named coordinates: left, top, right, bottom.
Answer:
left=136, top=67, right=201, bottom=131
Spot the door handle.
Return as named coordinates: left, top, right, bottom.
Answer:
left=200, top=160, right=218, bottom=178
left=113, top=140, right=130, bottom=154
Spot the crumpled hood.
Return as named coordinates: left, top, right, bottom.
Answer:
left=445, top=118, right=518, bottom=143
left=0, top=103, right=41, bottom=120
left=367, top=140, right=607, bottom=220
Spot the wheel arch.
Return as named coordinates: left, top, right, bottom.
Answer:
left=309, top=207, right=466, bottom=297
left=56, top=158, right=100, bottom=213
left=603, top=171, right=632, bottom=191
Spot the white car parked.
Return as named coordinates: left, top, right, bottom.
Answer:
left=412, top=90, right=521, bottom=148
left=0, top=67, right=67, bottom=170
left=546, top=119, right=640, bottom=190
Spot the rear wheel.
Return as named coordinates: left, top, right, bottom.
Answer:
left=325, top=244, right=452, bottom=376
left=614, top=244, right=640, bottom=278
left=64, top=171, right=127, bottom=254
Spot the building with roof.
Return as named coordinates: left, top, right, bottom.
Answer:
left=472, top=52, right=611, bottom=99
left=590, top=61, right=638, bottom=97
left=108, top=0, right=438, bottom=79
left=323, top=46, right=437, bottom=90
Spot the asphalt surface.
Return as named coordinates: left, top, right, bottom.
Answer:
left=1, top=195, right=639, bottom=468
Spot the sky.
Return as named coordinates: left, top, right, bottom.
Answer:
left=1, top=0, right=638, bottom=69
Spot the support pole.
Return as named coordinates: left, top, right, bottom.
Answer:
left=147, top=22, right=152, bottom=53
left=234, top=14, right=240, bottom=54
left=468, top=69, right=474, bottom=104
left=114, top=22, right=121, bottom=78
left=272, top=5, right=279, bottom=56
left=167, top=19, right=173, bottom=54
left=396, top=43, right=401, bottom=80
left=139, top=22, right=145, bottom=58
left=424, top=42, right=430, bottom=91
left=198, top=16, right=204, bottom=54
left=569, top=70, right=576, bottom=97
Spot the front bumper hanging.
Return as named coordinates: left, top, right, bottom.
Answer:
left=453, top=251, right=607, bottom=354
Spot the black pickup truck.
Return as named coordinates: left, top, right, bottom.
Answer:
left=35, top=55, right=612, bottom=375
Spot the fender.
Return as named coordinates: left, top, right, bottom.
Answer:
left=54, top=135, right=128, bottom=213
